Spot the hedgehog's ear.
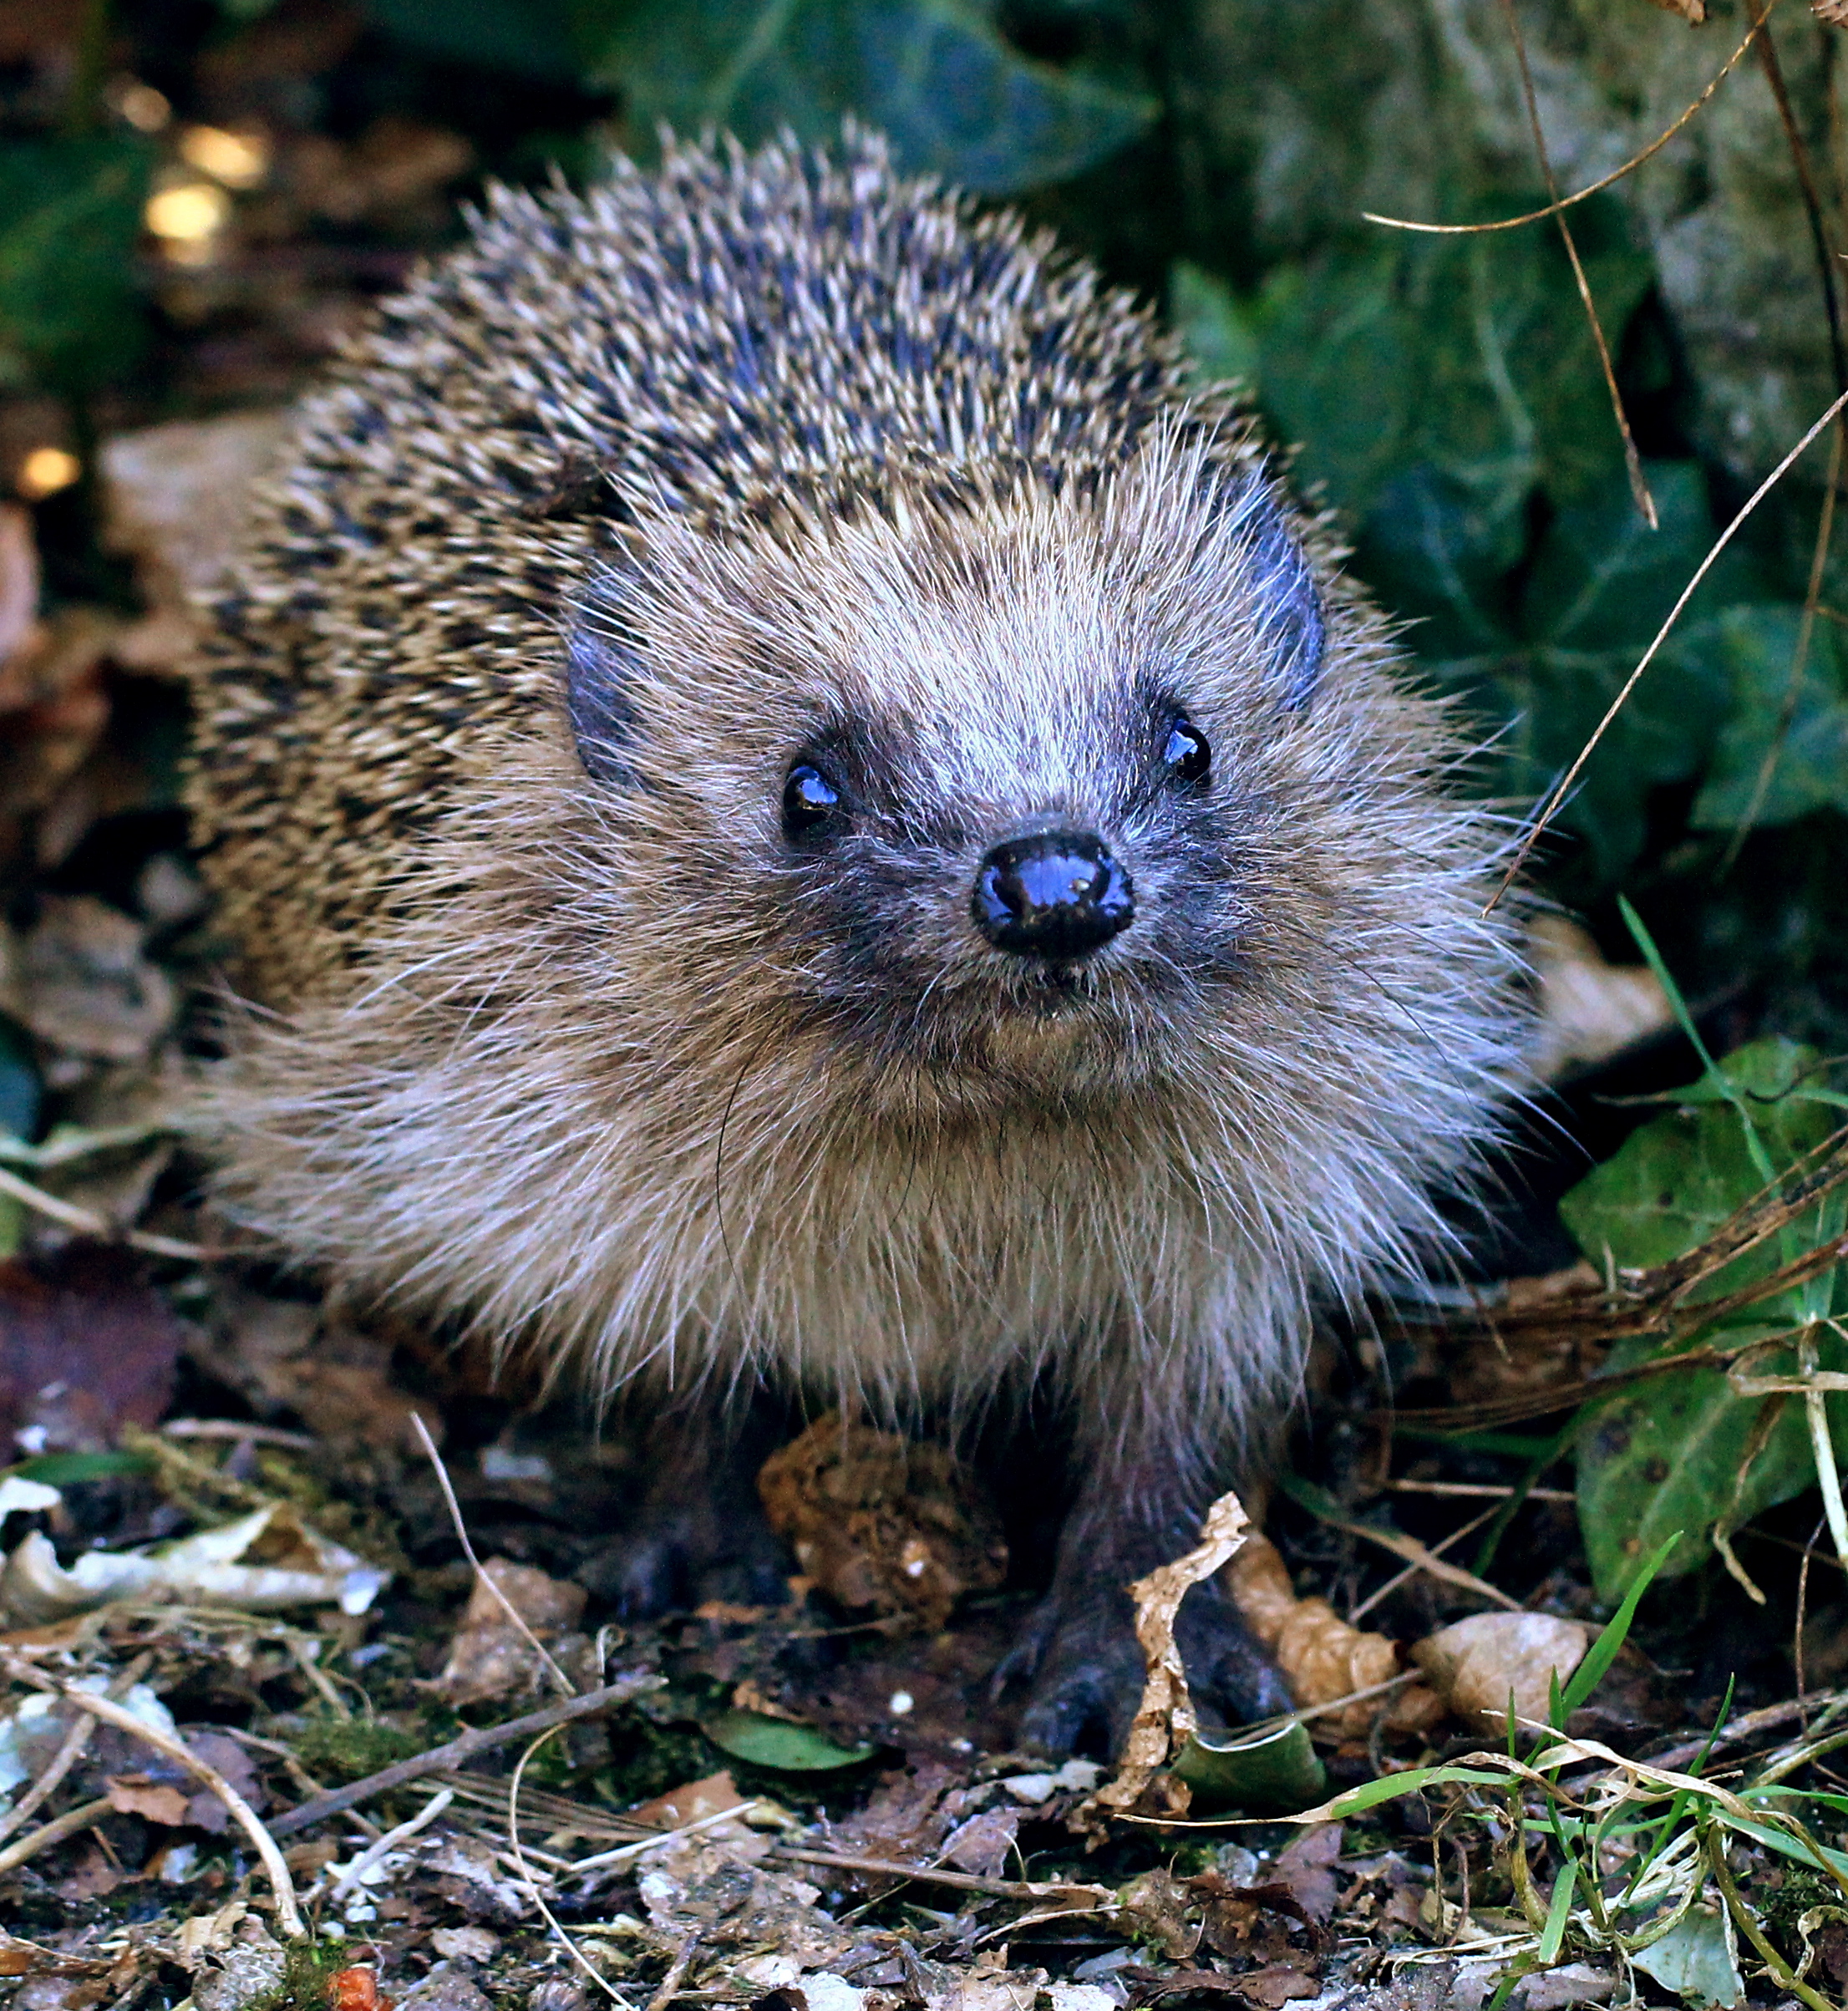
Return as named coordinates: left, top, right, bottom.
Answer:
left=563, top=624, right=643, bottom=788
left=1201, top=470, right=1325, bottom=710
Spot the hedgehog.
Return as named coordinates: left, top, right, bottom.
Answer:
left=185, top=128, right=1529, bottom=1753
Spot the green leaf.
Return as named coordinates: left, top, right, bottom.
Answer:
left=1576, top=1353, right=1846, bottom=1602
left=4, top=1449, right=153, bottom=1486
left=1171, top=1720, right=1327, bottom=1815
left=1557, top=1038, right=1834, bottom=1291
left=703, top=1709, right=876, bottom=1771
left=579, top=0, right=1157, bottom=195
left=363, top=0, right=581, bottom=80
left=1566, top=1038, right=1846, bottom=1599
left=1247, top=209, right=1653, bottom=528
left=1168, top=262, right=1258, bottom=394
left=0, top=136, right=153, bottom=396
left=1629, top=1907, right=1744, bottom=2009
left=1692, top=605, right=1848, bottom=831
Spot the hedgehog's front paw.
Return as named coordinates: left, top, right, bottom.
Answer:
left=1010, top=1578, right=1292, bottom=1760
left=576, top=1505, right=789, bottom=1618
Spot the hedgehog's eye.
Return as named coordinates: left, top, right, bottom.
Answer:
left=1162, top=717, right=1211, bottom=789
left=783, top=762, right=842, bottom=839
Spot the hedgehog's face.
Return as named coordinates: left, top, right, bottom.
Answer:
left=566, top=442, right=1456, bottom=1119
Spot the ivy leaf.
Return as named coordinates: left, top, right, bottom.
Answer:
left=1558, top=1037, right=1834, bottom=1293
left=579, top=0, right=1156, bottom=194
left=1691, top=605, right=1848, bottom=831
left=1521, top=463, right=1755, bottom=653
left=1576, top=1353, right=1842, bottom=1601
left=364, top=0, right=582, bottom=80
left=1565, top=1038, right=1845, bottom=1599
left=1414, top=465, right=1754, bottom=880
left=0, top=137, right=153, bottom=396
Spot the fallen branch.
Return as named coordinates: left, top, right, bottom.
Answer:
left=0, top=1797, right=114, bottom=1878
left=23, top=1682, right=303, bottom=1936
left=267, top=1670, right=661, bottom=1836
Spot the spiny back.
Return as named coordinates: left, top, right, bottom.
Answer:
left=186, top=129, right=1191, bottom=1002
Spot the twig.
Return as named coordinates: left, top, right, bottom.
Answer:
left=1348, top=1505, right=1501, bottom=1624
left=0, top=1164, right=206, bottom=1262
left=1717, top=0, right=1848, bottom=871
left=1280, top=1478, right=1521, bottom=1611
left=509, top=1725, right=636, bottom=2007
left=1363, top=8, right=1772, bottom=236
left=565, top=1802, right=775, bottom=1875
left=1498, top=0, right=1655, bottom=526
left=1485, top=382, right=1848, bottom=909
left=13, top=1678, right=303, bottom=1937
left=0, top=1796, right=114, bottom=1876
left=411, top=1413, right=576, bottom=1700
left=1383, top=1480, right=1574, bottom=1501
left=647, top=1929, right=702, bottom=2011
left=327, top=1787, right=454, bottom=1902
left=267, top=1672, right=660, bottom=1836
left=0, top=1648, right=154, bottom=1850
left=162, top=1419, right=317, bottom=1450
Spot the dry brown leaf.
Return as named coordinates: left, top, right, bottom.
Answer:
left=284, top=116, right=472, bottom=224
left=99, top=413, right=288, bottom=653
left=1225, top=1536, right=1441, bottom=1740
left=431, top=1555, right=586, bottom=1704
left=627, top=1770, right=748, bottom=1829
left=0, top=894, right=175, bottom=1063
left=104, top=1772, right=190, bottom=1826
left=1082, top=1489, right=1251, bottom=1826
left=1815, top=0, right=1848, bottom=24
left=1645, top=0, right=1708, bottom=23
left=1411, top=1611, right=1592, bottom=1735
left=756, top=1411, right=1006, bottom=1629
left=1527, top=916, right=1672, bottom=1081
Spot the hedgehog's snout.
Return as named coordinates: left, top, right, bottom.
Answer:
left=970, top=830, right=1135, bottom=960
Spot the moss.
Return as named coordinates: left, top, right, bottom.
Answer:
left=288, top=1713, right=430, bottom=1785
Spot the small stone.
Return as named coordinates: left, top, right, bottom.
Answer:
left=429, top=1927, right=499, bottom=1964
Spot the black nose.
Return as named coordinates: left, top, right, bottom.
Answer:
left=971, top=831, right=1135, bottom=959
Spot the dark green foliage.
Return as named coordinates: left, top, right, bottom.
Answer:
left=1561, top=1039, right=1848, bottom=1597
left=584, top=0, right=1155, bottom=193
left=1170, top=222, right=1805, bottom=883
left=0, top=136, right=152, bottom=397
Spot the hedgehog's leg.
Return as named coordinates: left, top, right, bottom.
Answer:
left=1004, top=1456, right=1292, bottom=1759
left=576, top=1390, right=793, bottom=1617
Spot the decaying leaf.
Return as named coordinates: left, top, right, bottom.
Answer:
left=0, top=1497, right=388, bottom=1624
left=0, top=1243, right=185, bottom=1450
left=430, top=1555, right=587, bottom=1704
left=1225, top=1536, right=1441, bottom=1741
left=1411, top=1612, right=1592, bottom=1736
left=0, top=895, right=175, bottom=1063
left=1526, top=915, right=1672, bottom=1081
left=757, top=1411, right=1006, bottom=1629
left=99, top=413, right=288, bottom=653
left=1083, top=1489, right=1251, bottom=1826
